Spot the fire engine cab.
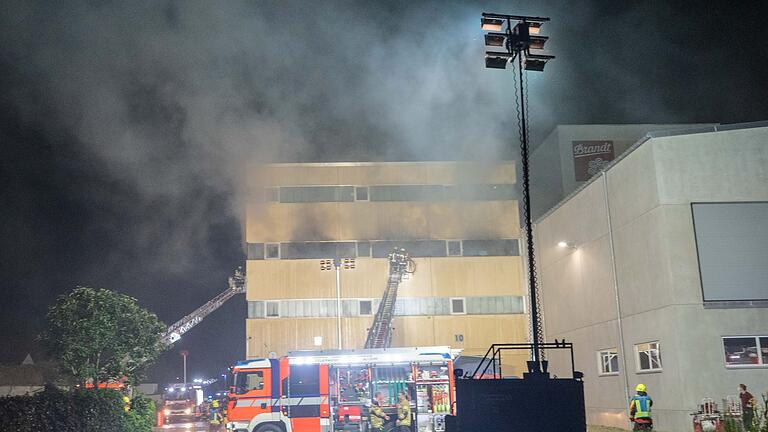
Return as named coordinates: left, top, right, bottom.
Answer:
left=227, top=346, right=459, bottom=432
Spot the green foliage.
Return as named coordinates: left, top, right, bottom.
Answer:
left=40, top=286, right=167, bottom=385
left=0, top=386, right=155, bottom=432
left=723, top=417, right=741, bottom=432
left=125, top=394, right=156, bottom=432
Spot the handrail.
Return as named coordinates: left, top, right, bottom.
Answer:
left=469, top=341, right=576, bottom=379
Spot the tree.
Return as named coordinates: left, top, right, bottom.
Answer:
left=41, top=287, right=167, bottom=386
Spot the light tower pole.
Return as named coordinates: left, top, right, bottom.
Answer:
left=480, top=12, right=555, bottom=372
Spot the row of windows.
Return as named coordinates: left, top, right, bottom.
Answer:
left=247, top=296, right=525, bottom=319
left=596, top=336, right=768, bottom=376
left=597, top=341, right=662, bottom=376
left=260, top=184, right=517, bottom=203
left=247, top=239, right=520, bottom=260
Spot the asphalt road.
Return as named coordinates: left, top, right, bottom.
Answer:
left=153, top=420, right=212, bottom=431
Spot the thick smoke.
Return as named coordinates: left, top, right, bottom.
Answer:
left=0, top=0, right=538, bottom=272
left=3, top=0, right=768, bottom=376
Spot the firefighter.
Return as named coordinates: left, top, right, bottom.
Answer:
left=629, top=384, right=653, bottom=430
left=370, top=391, right=390, bottom=432
left=209, top=398, right=223, bottom=430
left=396, top=391, right=412, bottom=432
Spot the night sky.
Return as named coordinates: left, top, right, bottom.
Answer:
left=2, top=0, right=768, bottom=384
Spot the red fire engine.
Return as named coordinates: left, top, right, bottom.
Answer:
left=226, top=346, right=458, bottom=432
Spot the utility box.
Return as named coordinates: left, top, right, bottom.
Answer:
left=447, top=342, right=586, bottom=432
left=449, top=375, right=586, bottom=432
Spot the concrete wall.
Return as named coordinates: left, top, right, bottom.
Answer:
left=531, top=124, right=714, bottom=219
left=536, top=125, right=768, bottom=431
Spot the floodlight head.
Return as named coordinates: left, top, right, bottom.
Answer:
left=484, top=33, right=506, bottom=47
left=481, top=17, right=504, bottom=31
left=524, top=59, right=546, bottom=71
left=528, top=21, right=543, bottom=35
left=485, top=55, right=508, bottom=69
left=524, top=53, right=554, bottom=72
left=529, top=36, right=548, bottom=50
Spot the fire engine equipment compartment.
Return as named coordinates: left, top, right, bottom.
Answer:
left=227, top=347, right=460, bottom=432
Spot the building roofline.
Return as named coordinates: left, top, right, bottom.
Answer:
left=256, top=160, right=515, bottom=168
left=534, top=120, right=768, bottom=224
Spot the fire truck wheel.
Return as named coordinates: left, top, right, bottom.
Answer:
left=255, top=424, right=282, bottom=432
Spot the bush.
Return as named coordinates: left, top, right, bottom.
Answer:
left=126, top=394, right=156, bottom=432
left=0, top=386, right=155, bottom=432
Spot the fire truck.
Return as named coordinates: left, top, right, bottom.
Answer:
left=161, top=383, right=205, bottom=423
left=226, top=346, right=459, bottom=432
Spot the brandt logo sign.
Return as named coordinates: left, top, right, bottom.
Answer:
left=572, top=140, right=615, bottom=181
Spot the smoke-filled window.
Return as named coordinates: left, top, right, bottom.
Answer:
left=265, top=301, right=280, bottom=318
left=355, top=186, right=369, bottom=201
left=265, top=243, right=280, bottom=259
left=279, top=186, right=354, bottom=203
left=446, top=240, right=463, bottom=256
left=450, top=298, right=466, bottom=315
left=359, top=300, right=372, bottom=316
left=264, top=187, right=279, bottom=202
left=356, top=241, right=371, bottom=257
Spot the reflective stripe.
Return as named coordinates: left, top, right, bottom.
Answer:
left=279, top=396, right=327, bottom=405
left=631, top=396, right=652, bottom=418
left=236, top=398, right=272, bottom=407
left=237, top=397, right=328, bottom=406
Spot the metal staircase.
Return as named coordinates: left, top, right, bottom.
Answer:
left=364, top=249, right=415, bottom=349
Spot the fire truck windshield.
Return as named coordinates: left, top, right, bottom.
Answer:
left=234, top=370, right=264, bottom=394
left=164, top=388, right=191, bottom=401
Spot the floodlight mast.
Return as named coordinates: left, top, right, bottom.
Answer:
left=481, top=11, right=554, bottom=374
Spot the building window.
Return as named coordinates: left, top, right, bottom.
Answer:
left=450, top=298, right=466, bottom=315
left=357, top=241, right=372, bottom=257
left=723, top=336, right=768, bottom=367
left=265, top=301, right=280, bottom=318
left=265, top=187, right=279, bottom=202
left=597, top=349, right=620, bottom=376
left=446, top=240, right=463, bottom=256
left=355, top=186, right=369, bottom=201
left=279, top=186, right=354, bottom=203
left=635, top=341, right=662, bottom=372
left=359, top=300, right=373, bottom=316
left=313, top=336, right=323, bottom=347
left=265, top=243, right=280, bottom=259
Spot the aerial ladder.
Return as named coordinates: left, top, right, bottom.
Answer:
left=364, top=248, right=415, bottom=349
left=161, top=267, right=245, bottom=345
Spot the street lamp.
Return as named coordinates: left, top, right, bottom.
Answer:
left=321, top=257, right=356, bottom=349
left=481, top=11, right=555, bottom=374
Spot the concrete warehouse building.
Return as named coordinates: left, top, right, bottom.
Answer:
left=530, top=123, right=715, bottom=220
left=243, top=161, right=530, bottom=375
left=535, top=122, right=768, bottom=431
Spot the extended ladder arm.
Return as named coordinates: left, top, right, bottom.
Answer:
left=364, top=249, right=415, bottom=349
left=161, top=267, right=246, bottom=345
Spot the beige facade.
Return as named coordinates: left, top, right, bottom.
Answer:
left=244, top=162, right=529, bottom=376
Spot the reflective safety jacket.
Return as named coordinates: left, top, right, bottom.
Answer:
left=630, top=394, right=653, bottom=419
left=397, top=400, right=412, bottom=427
left=370, top=402, right=387, bottom=429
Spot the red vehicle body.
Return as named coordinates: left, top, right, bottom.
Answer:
left=226, top=347, right=458, bottom=432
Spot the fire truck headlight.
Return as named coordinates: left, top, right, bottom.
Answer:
left=184, top=407, right=192, bottom=414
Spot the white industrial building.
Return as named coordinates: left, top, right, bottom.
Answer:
left=533, top=122, right=768, bottom=431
